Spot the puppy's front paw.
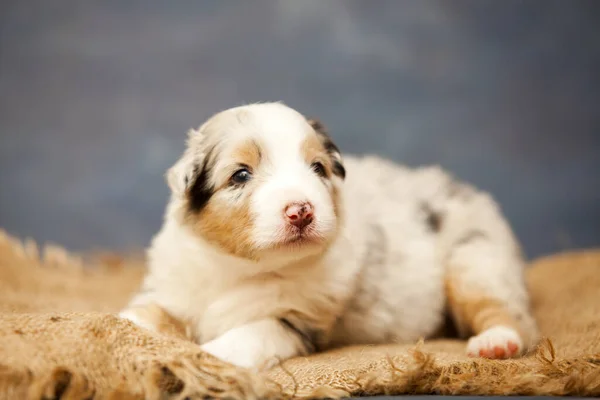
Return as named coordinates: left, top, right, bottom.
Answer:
left=201, top=336, right=257, bottom=369
left=466, top=325, right=523, bottom=359
left=200, top=320, right=303, bottom=369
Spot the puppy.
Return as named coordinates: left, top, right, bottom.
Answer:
left=120, top=102, right=538, bottom=369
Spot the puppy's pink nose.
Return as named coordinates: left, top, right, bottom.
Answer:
left=284, top=202, right=314, bottom=229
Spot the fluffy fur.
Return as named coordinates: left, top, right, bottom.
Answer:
left=120, top=102, right=538, bottom=370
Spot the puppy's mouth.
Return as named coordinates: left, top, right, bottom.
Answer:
left=278, top=226, right=325, bottom=247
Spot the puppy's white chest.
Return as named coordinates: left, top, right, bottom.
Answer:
left=197, top=265, right=344, bottom=344
left=195, top=275, right=291, bottom=342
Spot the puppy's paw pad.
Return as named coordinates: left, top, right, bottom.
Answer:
left=466, top=326, right=523, bottom=359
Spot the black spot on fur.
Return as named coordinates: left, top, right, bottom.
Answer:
left=426, top=211, right=443, bottom=232
left=454, top=230, right=487, bottom=247
left=278, top=317, right=318, bottom=354
left=188, top=149, right=215, bottom=213
left=421, top=202, right=443, bottom=233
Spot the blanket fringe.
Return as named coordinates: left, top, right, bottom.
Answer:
left=0, top=229, right=84, bottom=272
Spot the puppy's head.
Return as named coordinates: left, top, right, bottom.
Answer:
left=167, top=103, right=346, bottom=262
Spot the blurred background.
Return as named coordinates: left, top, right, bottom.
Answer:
left=0, top=0, right=598, bottom=260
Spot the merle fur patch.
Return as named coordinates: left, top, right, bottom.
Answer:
left=421, top=202, right=444, bottom=233
left=348, top=223, right=387, bottom=314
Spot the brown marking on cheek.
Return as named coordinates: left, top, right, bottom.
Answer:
left=194, top=191, right=257, bottom=259
left=184, top=139, right=260, bottom=259
left=445, top=277, right=524, bottom=340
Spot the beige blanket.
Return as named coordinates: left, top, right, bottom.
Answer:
left=0, top=229, right=599, bottom=399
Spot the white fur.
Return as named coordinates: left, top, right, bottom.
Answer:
left=200, top=319, right=305, bottom=370
left=120, top=102, right=538, bottom=369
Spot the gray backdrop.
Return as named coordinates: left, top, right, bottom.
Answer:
left=1, top=0, right=599, bottom=259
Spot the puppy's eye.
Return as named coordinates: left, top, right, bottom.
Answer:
left=311, top=162, right=327, bottom=178
left=230, top=168, right=252, bottom=185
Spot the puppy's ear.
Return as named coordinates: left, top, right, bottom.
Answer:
left=166, top=155, right=195, bottom=196
left=166, top=128, right=214, bottom=214
left=307, top=119, right=346, bottom=180
left=166, top=128, right=201, bottom=195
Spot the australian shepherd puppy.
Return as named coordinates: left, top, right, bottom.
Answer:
left=120, top=102, right=538, bottom=369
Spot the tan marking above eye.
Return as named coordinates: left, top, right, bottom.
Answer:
left=301, top=134, right=332, bottom=173
left=209, top=139, right=262, bottom=189
left=301, top=133, right=322, bottom=161
left=231, top=139, right=262, bottom=169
